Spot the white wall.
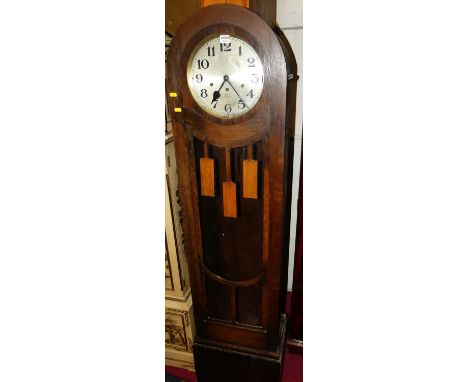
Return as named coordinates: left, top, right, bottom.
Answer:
left=277, top=0, right=303, bottom=290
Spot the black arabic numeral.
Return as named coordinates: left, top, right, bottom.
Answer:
left=220, top=43, right=231, bottom=52
left=195, top=74, right=203, bottom=83
left=200, top=89, right=208, bottom=98
left=239, top=46, right=242, bottom=56
left=247, top=57, right=255, bottom=67
left=238, top=100, right=246, bottom=109
left=211, top=99, right=218, bottom=108
left=197, top=59, right=209, bottom=69
left=251, top=74, right=259, bottom=83
left=246, top=89, right=254, bottom=98
left=224, top=104, right=232, bottom=113
left=207, top=46, right=215, bottom=56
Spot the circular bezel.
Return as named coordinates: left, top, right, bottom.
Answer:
left=186, top=34, right=264, bottom=120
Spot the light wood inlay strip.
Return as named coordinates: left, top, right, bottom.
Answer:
left=201, top=0, right=249, bottom=7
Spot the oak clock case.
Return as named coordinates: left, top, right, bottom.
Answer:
left=166, top=4, right=295, bottom=382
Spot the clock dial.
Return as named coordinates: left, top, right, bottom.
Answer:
left=187, top=35, right=264, bottom=119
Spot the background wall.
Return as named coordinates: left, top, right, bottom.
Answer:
left=276, top=0, right=303, bottom=290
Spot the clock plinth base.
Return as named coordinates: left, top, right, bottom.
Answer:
left=193, top=315, right=287, bottom=382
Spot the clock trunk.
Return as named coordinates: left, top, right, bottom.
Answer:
left=166, top=4, right=297, bottom=381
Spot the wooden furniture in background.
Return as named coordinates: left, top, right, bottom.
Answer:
left=165, top=135, right=197, bottom=371
left=166, top=4, right=297, bottom=381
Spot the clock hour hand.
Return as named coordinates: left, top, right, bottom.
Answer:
left=211, top=90, right=221, bottom=104
left=212, top=76, right=229, bottom=104
left=226, top=80, right=250, bottom=110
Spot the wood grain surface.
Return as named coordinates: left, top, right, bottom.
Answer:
left=242, top=145, right=258, bottom=199
left=200, top=157, right=215, bottom=197
left=166, top=4, right=296, bottom=365
left=222, top=182, right=237, bottom=218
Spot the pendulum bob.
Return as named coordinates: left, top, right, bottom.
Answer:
left=242, top=144, right=258, bottom=199
left=200, top=142, right=215, bottom=197
left=223, top=148, right=237, bottom=218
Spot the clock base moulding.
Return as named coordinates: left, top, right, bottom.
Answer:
left=193, top=314, right=288, bottom=382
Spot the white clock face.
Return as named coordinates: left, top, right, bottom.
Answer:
left=187, top=35, right=264, bottom=119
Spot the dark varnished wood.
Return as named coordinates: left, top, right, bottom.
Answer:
left=203, top=263, right=264, bottom=287
left=166, top=4, right=296, bottom=380
left=166, top=0, right=200, bottom=36
left=194, top=314, right=287, bottom=382
left=195, top=140, right=264, bottom=284
left=250, top=0, right=277, bottom=28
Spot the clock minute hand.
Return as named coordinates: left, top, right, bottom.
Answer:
left=226, top=80, right=250, bottom=110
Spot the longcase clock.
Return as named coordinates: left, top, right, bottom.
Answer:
left=166, top=4, right=297, bottom=381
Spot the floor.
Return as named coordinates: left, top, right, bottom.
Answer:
left=165, top=350, right=303, bottom=382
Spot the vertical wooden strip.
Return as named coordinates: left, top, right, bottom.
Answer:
left=200, top=142, right=215, bottom=197
left=247, top=144, right=253, bottom=160
left=243, top=144, right=258, bottom=199
left=262, top=143, right=270, bottom=264
left=225, top=149, right=231, bottom=181
left=248, top=0, right=276, bottom=27
left=223, top=148, right=237, bottom=217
